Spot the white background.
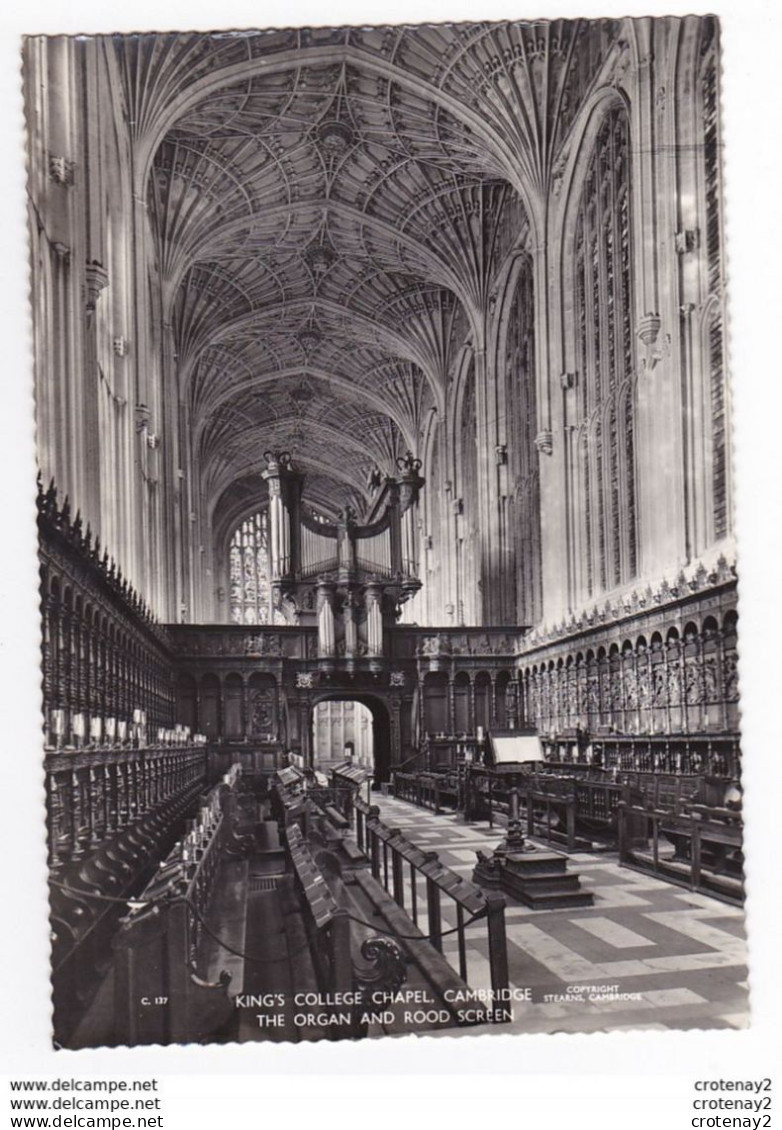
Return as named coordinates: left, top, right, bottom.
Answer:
left=1, top=0, right=780, bottom=1121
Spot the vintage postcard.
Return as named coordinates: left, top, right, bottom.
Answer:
left=23, top=16, right=748, bottom=1050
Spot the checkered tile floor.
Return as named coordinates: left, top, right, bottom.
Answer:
left=375, top=795, right=750, bottom=1035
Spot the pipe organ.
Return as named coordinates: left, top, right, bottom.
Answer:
left=260, top=451, right=424, bottom=670
left=300, top=523, right=339, bottom=577
left=262, top=451, right=297, bottom=580
left=355, top=526, right=393, bottom=578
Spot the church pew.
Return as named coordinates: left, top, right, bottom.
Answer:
left=284, top=823, right=358, bottom=1037
left=541, top=734, right=740, bottom=778
left=275, top=786, right=507, bottom=1034
left=112, top=766, right=251, bottom=1045
left=392, top=769, right=461, bottom=813
left=618, top=799, right=744, bottom=905
left=49, top=775, right=203, bottom=1047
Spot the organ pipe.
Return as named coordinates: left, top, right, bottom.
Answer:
left=317, top=582, right=336, bottom=658
left=365, top=583, right=383, bottom=657
left=356, top=527, right=392, bottom=576
left=401, top=503, right=418, bottom=577
left=301, top=524, right=338, bottom=575
left=344, top=593, right=358, bottom=658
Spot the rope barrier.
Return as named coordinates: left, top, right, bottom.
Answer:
left=187, top=891, right=488, bottom=965
left=51, top=877, right=488, bottom=965
left=187, top=899, right=313, bottom=965
left=49, top=877, right=165, bottom=906
left=345, top=905, right=488, bottom=941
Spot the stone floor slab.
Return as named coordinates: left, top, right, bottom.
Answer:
left=373, top=794, right=749, bottom=1033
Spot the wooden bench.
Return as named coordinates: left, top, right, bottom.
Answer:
left=618, top=800, right=744, bottom=906
left=112, top=766, right=251, bottom=1045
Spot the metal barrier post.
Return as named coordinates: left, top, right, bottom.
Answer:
left=356, top=805, right=365, bottom=852
left=425, top=854, right=442, bottom=952
left=390, top=834, right=405, bottom=909
left=370, top=824, right=380, bottom=881
left=485, top=889, right=509, bottom=1003
left=330, top=907, right=353, bottom=995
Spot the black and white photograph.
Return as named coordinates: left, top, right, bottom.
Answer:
left=22, top=15, right=750, bottom=1054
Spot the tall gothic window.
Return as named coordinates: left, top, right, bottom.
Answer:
left=229, top=511, right=272, bottom=624
left=506, top=256, right=541, bottom=624
left=574, top=103, right=637, bottom=597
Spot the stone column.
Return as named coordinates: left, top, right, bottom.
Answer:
left=629, top=23, right=689, bottom=579
left=534, top=224, right=570, bottom=625
left=474, top=331, right=516, bottom=626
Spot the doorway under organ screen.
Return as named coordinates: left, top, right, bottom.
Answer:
left=312, top=699, right=373, bottom=773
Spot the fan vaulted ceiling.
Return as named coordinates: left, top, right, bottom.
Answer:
left=117, top=20, right=621, bottom=524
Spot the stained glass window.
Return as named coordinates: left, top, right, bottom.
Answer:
left=229, top=511, right=272, bottom=625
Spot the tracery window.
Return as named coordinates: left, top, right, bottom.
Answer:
left=574, top=103, right=637, bottom=597
left=229, top=511, right=272, bottom=624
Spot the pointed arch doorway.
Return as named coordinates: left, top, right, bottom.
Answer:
left=310, top=693, right=391, bottom=784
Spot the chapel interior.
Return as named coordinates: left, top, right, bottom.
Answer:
left=25, top=17, right=747, bottom=1049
